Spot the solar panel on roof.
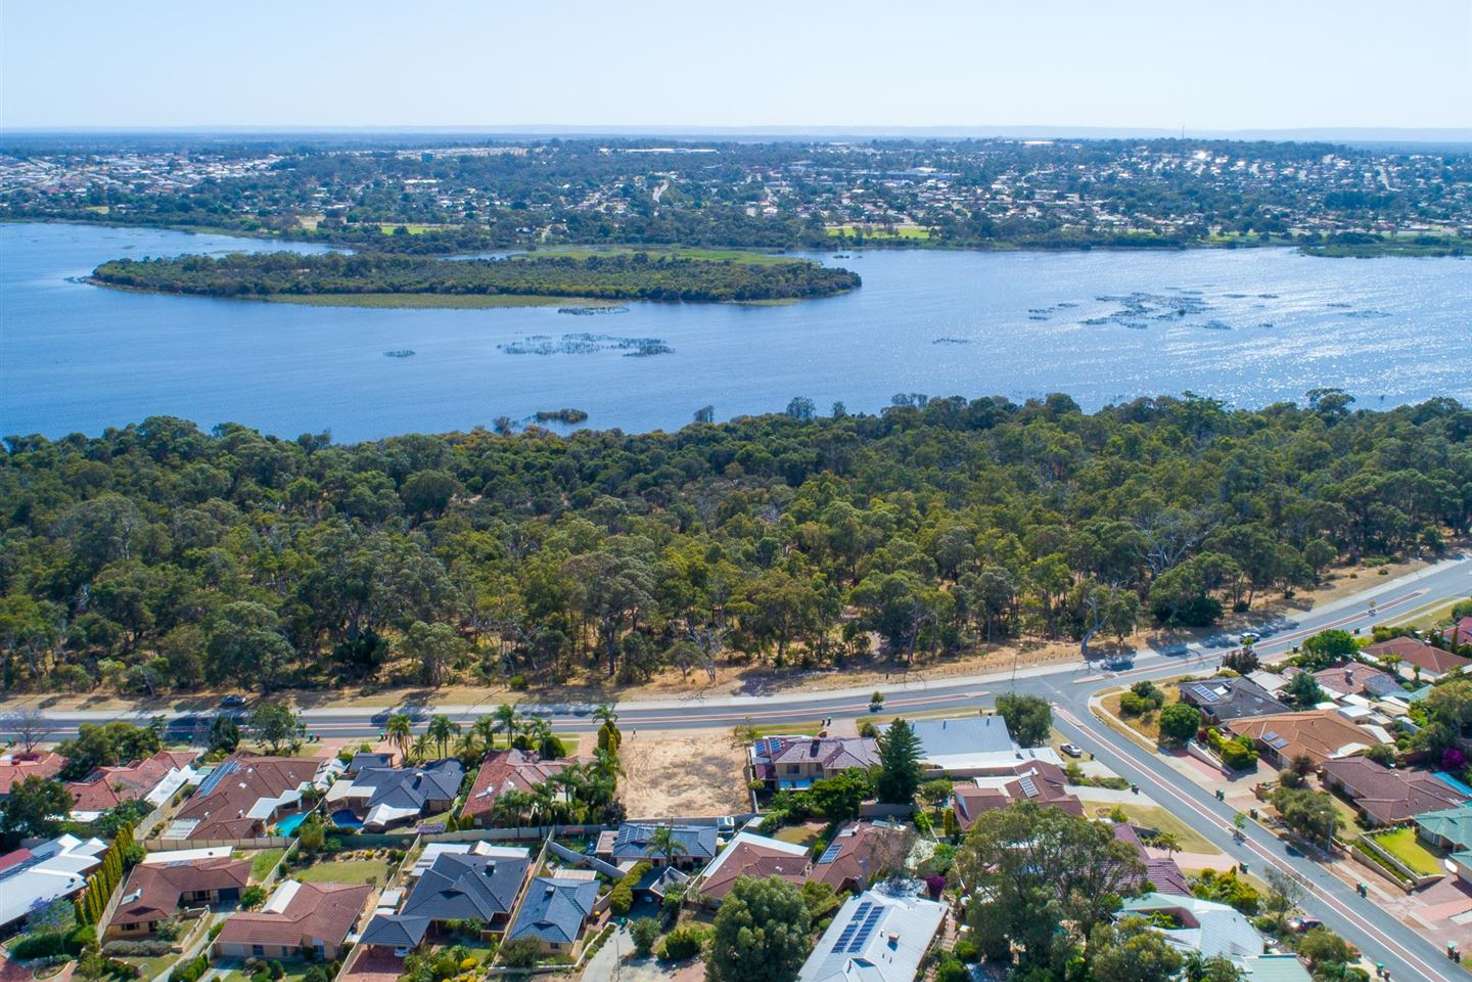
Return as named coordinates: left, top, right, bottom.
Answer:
left=1018, top=775, right=1038, bottom=798
left=817, top=839, right=844, bottom=865
left=847, top=905, right=884, bottom=952
left=831, top=901, right=871, bottom=952
left=195, top=760, right=237, bottom=796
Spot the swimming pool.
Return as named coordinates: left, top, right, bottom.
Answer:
left=330, top=809, right=364, bottom=830
left=275, top=812, right=309, bottom=836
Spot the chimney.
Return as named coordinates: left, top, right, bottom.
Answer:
left=545, top=885, right=555, bottom=896
left=887, top=932, right=899, bottom=949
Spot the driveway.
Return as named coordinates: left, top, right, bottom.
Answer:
left=579, top=926, right=702, bottom=982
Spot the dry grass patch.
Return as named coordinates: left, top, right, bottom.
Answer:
left=618, top=727, right=750, bottom=818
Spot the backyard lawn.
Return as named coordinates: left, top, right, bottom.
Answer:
left=772, top=823, right=824, bottom=848
left=248, top=848, right=284, bottom=882
left=117, top=954, right=179, bottom=979
left=293, top=856, right=394, bottom=885
left=1372, top=827, right=1445, bottom=877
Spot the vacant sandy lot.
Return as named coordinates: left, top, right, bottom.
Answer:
left=617, top=727, right=750, bottom=819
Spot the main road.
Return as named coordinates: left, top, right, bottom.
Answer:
left=13, top=553, right=1472, bottom=979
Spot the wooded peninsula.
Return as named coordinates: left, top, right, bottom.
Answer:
left=1, top=392, right=1467, bottom=697
left=89, top=251, right=861, bottom=305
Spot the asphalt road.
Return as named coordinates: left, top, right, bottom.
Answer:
left=12, top=552, right=1472, bottom=977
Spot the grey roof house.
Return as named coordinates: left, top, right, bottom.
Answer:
left=507, top=877, right=598, bottom=951
left=324, top=759, right=463, bottom=830
left=1178, top=677, right=1291, bottom=723
left=361, top=852, right=530, bottom=951
left=608, top=823, right=718, bottom=868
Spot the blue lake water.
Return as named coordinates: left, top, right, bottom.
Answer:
left=2, top=221, right=1469, bottom=441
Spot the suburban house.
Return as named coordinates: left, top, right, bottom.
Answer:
left=108, top=857, right=251, bottom=938
left=907, top=716, right=1026, bottom=775
left=66, top=749, right=200, bottom=822
left=1112, top=823, right=1189, bottom=896
left=796, top=889, right=946, bottom=982
left=213, top=881, right=372, bottom=961
left=505, top=877, right=598, bottom=954
left=1310, top=664, right=1400, bottom=702
left=1319, top=757, right=1468, bottom=827
left=808, top=821, right=908, bottom=893
left=345, top=751, right=395, bottom=775
left=1117, top=893, right=1264, bottom=959
left=1178, top=677, right=1291, bottom=725
left=0, top=751, right=65, bottom=796
left=168, top=755, right=326, bottom=841
left=410, top=842, right=530, bottom=878
left=460, top=749, right=575, bottom=828
left=1416, top=805, right=1472, bottom=852
left=0, top=834, right=107, bottom=932
left=323, top=759, right=463, bottom=830
left=1240, top=955, right=1313, bottom=982
left=751, top=736, right=879, bottom=790
left=950, top=761, right=1083, bottom=830
left=1224, top=710, right=1381, bottom=768
left=361, top=851, right=532, bottom=952
left=1440, top=616, right=1472, bottom=649
left=1245, top=670, right=1290, bottom=697
left=605, top=823, right=718, bottom=868
left=1365, top=636, right=1471, bottom=681
left=691, top=831, right=809, bottom=905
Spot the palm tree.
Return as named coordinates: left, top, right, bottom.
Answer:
left=494, top=703, right=519, bottom=749
left=1152, top=830, right=1181, bottom=859
left=455, top=731, right=481, bottom=762
left=471, top=715, right=498, bottom=753
left=411, top=732, right=433, bottom=763
left=427, top=715, right=460, bottom=759
left=593, top=703, right=618, bottom=727
left=493, top=789, right=534, bottom=827
left=386, top=713, right=413, bottom=761
left=648, top=822, right=689, bottom=868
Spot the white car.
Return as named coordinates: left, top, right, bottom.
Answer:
left=1060, top=743, right=1083, bottom=758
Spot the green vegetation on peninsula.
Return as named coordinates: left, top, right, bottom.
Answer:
left=89, top=250, right=861, bottom=306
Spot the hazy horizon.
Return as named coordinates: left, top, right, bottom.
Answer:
left=4, top=0, right=1470, bottom=132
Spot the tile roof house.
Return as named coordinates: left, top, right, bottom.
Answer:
left=109, top=858, right=250, bottom=937
left=950, top=761, right=1083, bottom=830
left=1310, top=664, right=1398, bottom=702
left=362, top=851, right=532, bottom=952
left=1179, top=677, right=1291, bottom=724
left=1440, top=617, right=1472, bottom=649
left=0, top=834, right=107, bottom=931
left=692, top=831, right=809, bottom=904
left=1225, top=710, right=1381, bottom=768
left=1111, top=823, right=1190, bottom=896
left=506, top=877, right=598, bottom=952
left=66, top=749, right=200, bottom=821
left=752, top=736, right=879, bottom=790
left=1415, top=805, right=1472, bottom=852
left=169, top=755, right=323, bottom=841
left=797, top=889, right=946, bottom=982
left=214, top=880, right=372, bottom=961
left=1319, top=757, right=1468, bottom=826
left=0, top=752, right=65, bottom=796
left=1118, top=893, right=1264, bottom=959
left=323, top=759, right=462, bottom=830
left=808, top=822, right=909, bottom=892
left=460, top=750, right=575, bottom=827
left=1365, top=636, right=1471, bottom=681
left=608, top=823, right=718, bottom=868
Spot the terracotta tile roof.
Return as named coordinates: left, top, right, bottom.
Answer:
left=0, top=752, right=64, bottom=795
left=66, top=751, right=195, bottom=814
left=1319, top=757, right=1467, bottom=825
left=1441, top=617, right=1472, bottom=648
left=460, top=750, right=574, bottom=822
left=808, top=822, right=904, bottom=891
left=698, top=840, right=809, bottom=901
left=1226, top=711, right=1379, bottom=766
left=1111, top=823, right=1190, bottom=896
left=115, top=858, right=251, bottom=926
left=216, top=881, right=371, bottom=950
left=949, top=763, right=1082, bottom=830
left=765, top=737, right=879, bottom=772
left=1311, top=663, right=1397, bottom=699
left=175, top=755, right=319, bottom=840
left=1396, top=644, right=1472, bottom=677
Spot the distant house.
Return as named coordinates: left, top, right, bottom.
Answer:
left=0, top=751, right=65, bottom=797
left=1111, top=823, right=1189, bottom=896
left=361, top=851, right=532, bottom=953
left=1416, top=805, right=1472, bottom=852
left=109, top=857, right=251, bottom=938
left=1440, top=617, right=1472, bottom=649
left=460, top=750, right=575, bottom=828
left=751, top=736, right=879, bottom=790
left=796, top=889, right=946, bottom=982
left=345, top=752, right=395, bottom=775
left=1117, top=893, right=1264, bottom=959
left=808, top=821, right=908, bottom=893
left=0, top=834, right=108, bottom=932
left=66, top=749, right=200, bottom=822
left=1310, top=664, right=1399, bottom=703
left=167, top=755, right=326, bottom=841
left=506, top=877, right=598, bottom=954
left=214, top=881, right=372, bottom=961
left=1365, top=636, right=1470, bottom=681
left=1240, top=954, right=1312, bottom=982
left=950, top=761, right=1083, bottom=830
left=1178, top=677, right=1291, bottom=724
left=606, top=823, right=718, bottom=868
left=907, top=716, right=1026, bottom=775
left=692, top=831, right=809, bottom=905
left=1224, top=710, right=1381, bottom=768
left=1320, top=757, right=1467, bottom=827
left=323, top=759, right=462, bottom=830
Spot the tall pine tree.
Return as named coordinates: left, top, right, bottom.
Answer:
left=876, top=718, right=924, bottom=804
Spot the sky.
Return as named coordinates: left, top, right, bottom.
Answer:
left=3, top=0, right=1470, bottom=132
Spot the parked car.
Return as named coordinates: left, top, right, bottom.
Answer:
left=219, top=695, right=247, bottom=708
left=1288, top=916, right=1322, bottom=933
left=1060, top=743, right=1083, bottom=758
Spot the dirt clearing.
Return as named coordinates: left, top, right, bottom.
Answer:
left=617, top=727, right=750, bottom=819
